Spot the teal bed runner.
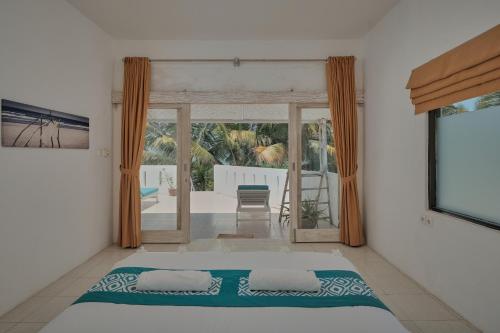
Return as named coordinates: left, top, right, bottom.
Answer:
left=74, top=267, right=389, bottom=311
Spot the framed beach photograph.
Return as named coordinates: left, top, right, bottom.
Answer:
left=1, top=99, right=89, bottom=149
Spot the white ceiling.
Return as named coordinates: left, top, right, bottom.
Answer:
left=66, top=0, right=398, bottom=40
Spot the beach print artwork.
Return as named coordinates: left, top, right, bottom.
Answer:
left=1, top=99, right=89, bottom=149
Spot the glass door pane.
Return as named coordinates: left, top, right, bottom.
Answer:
left=140, top=106, right=190, bottom=243
left=290, top=105, right=339, bottom=243
left=189, top=104, right=290, bottom=240
left=300, top=109, right=339, bottom=229
left=140, top=109, right=178, bottom=232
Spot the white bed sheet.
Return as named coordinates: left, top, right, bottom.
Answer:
left=40, top=251, right=409, bottom=333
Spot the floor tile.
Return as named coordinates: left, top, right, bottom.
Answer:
left=287, top=243, right=315, bottom=252
left=35, top=276, right=76, bottom=297
left=400, top=321, right=422, bottom=333
left=57, top=277, right=100, bottom=297
left=224, top=239, right=289, bottom=251
left=142, top=244, right=180, bottom=252
left=5, top=323, right=45, bottom=333
left=367, top=270, right=425, bottom=295
left=22, top=297, right=76, bottom=323
left=360, top=274, right=385, bottom=296
left=0, top=323, right=15, bottom=333
left=414, top=320, right=480, bottom=333
left=354, top=257, right=402, bottom=277
left=0, top=298, right=49, bottom=323
left=381, top=294, right=459, bottom=321
left=83, top=261, right=116, bottom=278
left=181, top=239, right=227, bottom=252
left=377, top=293, right=411, bottom=320
left=63, top=256, right=104, bottom=278
left=310, top=242, right=344, bottom=252
left=341, top=246, right=385, bottom=263
left=103, top=244, right=136, bottom=253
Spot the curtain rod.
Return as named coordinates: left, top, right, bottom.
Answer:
left=123, top=57, right=327, bottom=67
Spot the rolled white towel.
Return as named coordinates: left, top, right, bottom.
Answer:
left=249, top=269, right=321, bottom=292
left=136, top=270, right=212, bottom=292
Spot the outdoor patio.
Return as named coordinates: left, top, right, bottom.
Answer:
left=141, top=191, right=287, bottom=240
left=140, top=163, right=339, bottom=240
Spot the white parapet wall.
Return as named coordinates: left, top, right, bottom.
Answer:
left=140, top=165, right=177, bottom=194
left=214, top=165, right=288, bottom=206
left=213, top=165, right=339, bottom=225
left=140, top=164, right=339, bottom=225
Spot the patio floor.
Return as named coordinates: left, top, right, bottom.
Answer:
left=141, top=191, right=288, bottom=240
left=142, top=191, right=282, bottom=214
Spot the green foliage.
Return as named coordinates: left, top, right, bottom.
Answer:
left=142, top=120, right=338, bottom=191
left=191, top=163, right=214, bottom=191
left=255, top=143, right=286, bottom=167
left=300, top=200, right=326, bottom=229
left=143, top=121, right=177, bottom=165
left=440, top=92, right=500, bottom=117
left=474, top=92, right=500, bottom=110
left=301, top=122, right=337, bottom=173
left=440, top=104, right=467, bottom=117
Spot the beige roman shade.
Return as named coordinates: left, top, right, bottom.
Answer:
left=407, top=24, right=500, bottom=114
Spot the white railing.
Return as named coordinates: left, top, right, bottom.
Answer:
left=214, top=165, right=339, bottom=226
left=140, top=164, right=338, bottom=225
left=213, top=165, right=288, bottom=206
left=139, top=165, right=177, bottom=194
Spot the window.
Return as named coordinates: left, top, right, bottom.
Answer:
left=429, top=92, right=500, bottom=229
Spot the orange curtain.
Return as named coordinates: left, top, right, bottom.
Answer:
left=326, top=56, right=365, bottom=247
left=119, top=57, right=151, bottom=248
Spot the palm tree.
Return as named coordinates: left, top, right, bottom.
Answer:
left=254, top=143, right=286, bottom=167
left=440, top=104, right=467, bottom=117
left=301, top=122, right=337, bottom=173
left=142, top=121, right=291, bottom=190
left=475, top=92, right=500, bottom=110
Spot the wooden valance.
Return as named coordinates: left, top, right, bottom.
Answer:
left=407, top=24, right=500, bottom=114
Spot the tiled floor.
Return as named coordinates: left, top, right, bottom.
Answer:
left=0, top=240, right=480, bottom=333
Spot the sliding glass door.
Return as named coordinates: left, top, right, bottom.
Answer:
left=289, top=103, right=340, bottom=242
left=136, top=102, right=338, bottom=243
left=140, top=104, right=191, bottom=243
left=188, top=104, right=290, bottom=241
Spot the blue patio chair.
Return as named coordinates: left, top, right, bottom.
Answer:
left=140, top=187, right=159, bottom=203
left=236, top=185, right=271, bottom=227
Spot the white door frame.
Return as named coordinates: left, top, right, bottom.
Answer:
left=288, top=103, right=340, bottom=243
left=141, top=103, right=191, bottom=243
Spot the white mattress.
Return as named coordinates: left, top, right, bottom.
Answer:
left=40, top=251, right=409, bottom=333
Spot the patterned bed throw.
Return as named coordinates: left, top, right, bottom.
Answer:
left=74, top=267, right=389, bottom=311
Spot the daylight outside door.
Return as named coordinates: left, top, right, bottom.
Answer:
left=289, top=103, right=340, bottom=242
left=140, top=104, right=191, bottom=243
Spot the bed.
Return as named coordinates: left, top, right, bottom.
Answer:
left=40, top=251, right=408, bottom=333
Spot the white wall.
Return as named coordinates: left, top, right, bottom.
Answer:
left=0, top=0, right=113, bottom=316
left=364, top=1, right=500, bottom=332
left=111, top=39, right=365, bottom=92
